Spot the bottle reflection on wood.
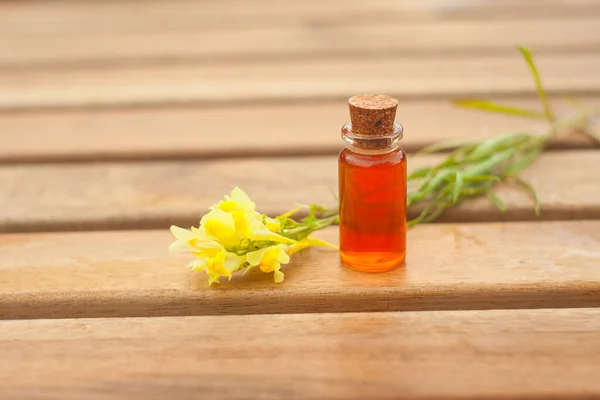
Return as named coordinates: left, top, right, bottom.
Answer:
left=338, top=94, right=407, bottom=272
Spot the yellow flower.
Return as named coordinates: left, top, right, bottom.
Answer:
left=169, top=187, right=338, bottom=286
left=206, top=187, right=294, bottom=245
left=216, top=187, right=256, bottom=213
left=246, top=244, right=290, bottom=283
left=263, top=216, right=281, bottom=232
left=169, top=225, right=221, bottom=257
left=287, top=236, right=338, bottom=255
left=200, top=208, right=240, bottom=248
left=187, top=249, right=246, bottom=285
left=247, top=218, right=296, bottom=244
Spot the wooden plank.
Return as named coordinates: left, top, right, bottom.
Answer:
left=1, top=151, right=599, bottom=233
left=1, top=309, right=600, bottom=399
left=1, top=0, right=599, bottom=37
left=3, top=18, right=600, bottom=68
left=1, top=221, right=599, bottom=319
left=0, top=54, right=599, bottom=110
left=0, top=96, right=594, bottom=163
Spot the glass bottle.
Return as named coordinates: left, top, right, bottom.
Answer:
left=338, top=94, right=407, bottom=272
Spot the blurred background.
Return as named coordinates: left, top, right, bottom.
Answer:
left=1, top=0, right=599, bottom=231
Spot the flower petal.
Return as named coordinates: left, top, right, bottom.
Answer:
left=170, top=225, right=195, bottom=242
left=186, top=258, right=207, bottom=271
left=246, top=247, right=269, bottom=266
left=223, top=252, right=246, bottom=274
left=287, top=236, right=338, bottom=255
left=248, top=220, right=296, bottom=244
left=201, top=208, right=238, bottom=244
left=273, top=270, right=285, bottom=283
left=277, top=248, right=291, bottom=264
left=230, top=187, right=256, bottom=211
left=264, top=216, right=281, bottom=232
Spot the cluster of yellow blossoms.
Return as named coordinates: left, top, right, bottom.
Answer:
left=169, top=187, right=337, bottom=285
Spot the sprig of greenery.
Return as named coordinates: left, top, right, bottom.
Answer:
left=406, top=46, right=598, bottom=225
left=276, top=204, right=339, bottom=241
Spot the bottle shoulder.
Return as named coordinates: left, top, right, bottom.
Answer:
left=339, top=146, right=406, bottom=167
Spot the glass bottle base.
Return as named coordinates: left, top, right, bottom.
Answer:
left=340, top=251, right=405, bottom=273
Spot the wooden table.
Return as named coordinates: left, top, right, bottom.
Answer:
left=1, top=1, right=600, bottom=398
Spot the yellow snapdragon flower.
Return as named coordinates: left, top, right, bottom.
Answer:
left=169, top=187, right=338, bottom=286
left=169, top=225, right=221, bottom=256
left=207, top=187, right=294, bottom=244
left=187, top=249, right=246, bottom=285
left=287, top=236, right=338, bottom=255
left=246, top=244, right=290, bottom=283
left=200, top=208, right=240, bottom=248
left=216, top=186, right=256, bottom=213
left=263, top=216, right=281, bottom=233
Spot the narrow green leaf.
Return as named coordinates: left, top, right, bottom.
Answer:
left=420, top=202, right=450, bottom=224
left=409, top=186, right=453, bottom=226
left=418, top=140, right=475, bottom=154
left=503, top=147, right=541, bottom=177
left=453, top=99, right=546, bottom=119
left=463, top=175, right=500, bottom=182
left=486, top=190, right=506, bottom=212
left=453, top=171, right=463, bottom=203
left=462, top=147, right=519, bottom=178
left=465, top=133, right=529, bottom=161
left=460, top=187, right=487, bottom=197
left=518, top=46, right=555, bottom=123
left=422, top=169, right=455, bottom=194
left=408, top=202, right=436, bottom=226
left=408, top=167, right=433, bottom=180
left=514, top=177, right=542, bottom=215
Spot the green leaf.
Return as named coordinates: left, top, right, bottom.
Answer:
left=408, top=167, right=433, bottom=180
left=518, top=46, right=555, bottom=123
left=408, top=202, right=436, bottom=226
left=462, top=147, right=519, bottom=178
left=453, top=171, right=463, bottom=203
left=463, top=175, right=500, bottom=182
left=418, top=140, right=475, bottom=154
left=409, top=186, right=453, bottom=226
left=453, top=99, right=546, bottom=119
left=464, top=133, right=529, bottom=162
left=514, top=177, right=541, bottom=215
left=460, top=187, right=487, bottom=197
left=422, top=169, right=455, bottom=194
left=420, top=202, right=450, bottom=224
left=486, top=190, right=506, bottom=212
left=503, top=147, right=541, bottom=177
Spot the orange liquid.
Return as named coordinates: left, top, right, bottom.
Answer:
left=338, top=147, right=407, bottom=272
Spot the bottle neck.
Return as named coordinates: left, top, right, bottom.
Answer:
left=341, top=121, right=403, bottom=155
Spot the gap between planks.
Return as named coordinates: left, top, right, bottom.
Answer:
left=1, top=221, right=599, bottom=319
left=0, top=96, right=597, bottom=164
left=1, top=309, right=599, bottom=399
left=1, top=150, right=599, bottom=233
left=1, top=54, right=600, bottom=110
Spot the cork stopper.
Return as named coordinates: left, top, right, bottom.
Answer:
left=348, top=94, right=398, bottom=136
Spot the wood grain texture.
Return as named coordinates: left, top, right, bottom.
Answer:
left=1, top=0, right=599, bottom=37
left=1, top=221, right=600, bottom=319
left=1, top=309, right=600, bottom=399
left=0, top=96, right=594, bottom=163
left=1, top=151, right=599, bottom=232
left=0, top=54, right=599, bottom=110
left=3, top=18, right=600, bottom=68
